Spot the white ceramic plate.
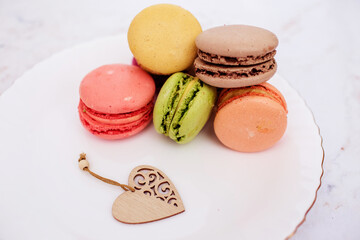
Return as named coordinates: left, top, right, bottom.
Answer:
left=0, top=35, right=323, bottom=240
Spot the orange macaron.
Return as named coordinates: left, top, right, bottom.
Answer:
left=214, top=82, right=287, bottom=152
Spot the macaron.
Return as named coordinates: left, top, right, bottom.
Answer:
left=128, top=4, right=202, bottom=75
left=78, top=64, right=155, bottom=140
left=194, top=25, right=278, bottom=88
left=153, top=72, right=217, bottom=144
left=214, top=83, right=287, bottom=152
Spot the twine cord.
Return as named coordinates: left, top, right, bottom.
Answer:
left=78, top=153, right=135, bottom=192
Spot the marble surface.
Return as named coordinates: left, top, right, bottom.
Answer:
left=0, top=0, right=359, bottom=239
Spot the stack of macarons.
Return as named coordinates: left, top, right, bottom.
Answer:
left=77, top=3, right=288, bottom=153
left=78, top=4, right=208, bottom=142
left=193, top=24, right=287, bottom=152
left=127, top=4, right=217, bottom=144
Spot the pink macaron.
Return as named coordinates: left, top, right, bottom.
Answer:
left=78, top=64, right=155, bottom=140
left=214, top=83, right=288, bottom=152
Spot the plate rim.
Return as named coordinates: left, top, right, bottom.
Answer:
left=284, top=81, right=325, bottom=240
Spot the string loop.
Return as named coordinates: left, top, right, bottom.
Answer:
left=78, top=153, right=135, bottom=192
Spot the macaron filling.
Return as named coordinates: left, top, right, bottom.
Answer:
left=218, top=85, right=287, bottom=113
left=157, top=73, right=205, bottom=142
left=80, top=109, right=150, bottom=133
left=159, top=74, right=192, bottom=134
left=195, top=58, right=276, bottom=79
left=80, top=100, right=152, bottom=122
left=169, top=80, right=203, bottom=142
left=79, top=99, right=154, bottom=135
left=198, top=49, right=277, bottom=66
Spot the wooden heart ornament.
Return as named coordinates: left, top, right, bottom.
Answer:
left=112, top=165, right=185, bottom=224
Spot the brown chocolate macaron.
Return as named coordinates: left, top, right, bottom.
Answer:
left=194, top=25, right=278, bottom=88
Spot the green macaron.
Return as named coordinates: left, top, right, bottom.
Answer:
left=153, top=72, right=217, bottom=144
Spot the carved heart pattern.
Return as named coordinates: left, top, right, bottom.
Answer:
left=112, top=165, right=185, bottom=224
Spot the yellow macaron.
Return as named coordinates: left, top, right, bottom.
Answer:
left=128, top=4, right=202, bottom=75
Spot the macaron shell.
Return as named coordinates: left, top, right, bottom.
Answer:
left=195, top=25, right=278, bottom=59
left=194, top=58, right=277, bottom=88
left=214, top=96, right=287, bottom=152
left=79, top=64, right=155, bottom=114
left=128, top=4, right=202, bottom=75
